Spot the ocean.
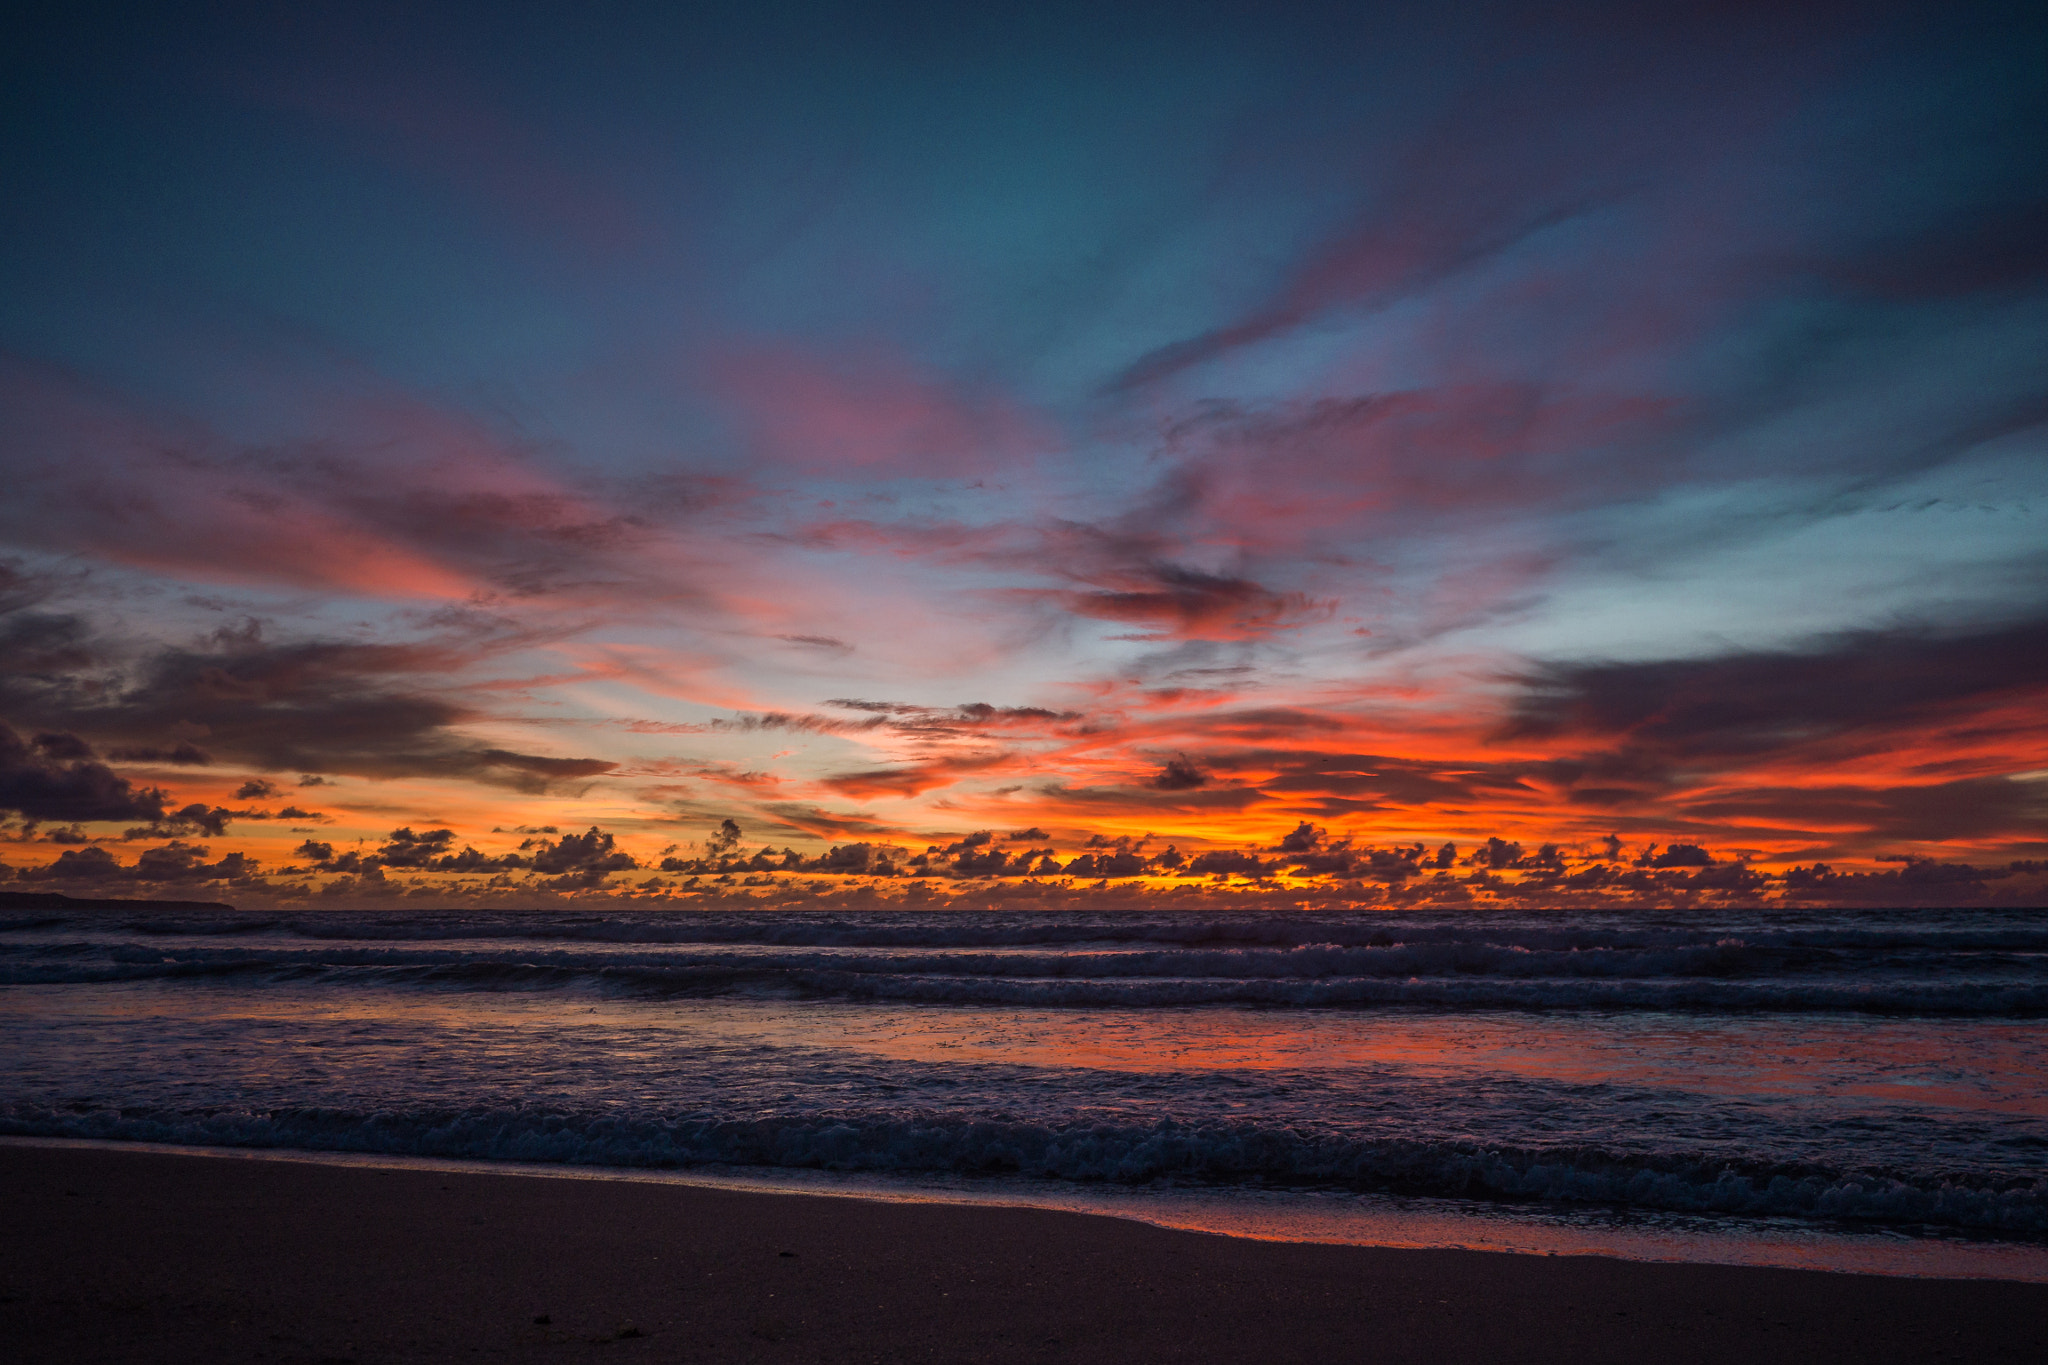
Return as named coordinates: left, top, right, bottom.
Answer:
left=4, top=904, right=2045, bottom=1279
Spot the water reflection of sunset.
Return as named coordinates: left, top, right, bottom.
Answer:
left=12, top=980, right=2042, bottom=1119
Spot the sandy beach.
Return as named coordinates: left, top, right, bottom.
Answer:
left=2, top=1143, right=2042, bottom=1364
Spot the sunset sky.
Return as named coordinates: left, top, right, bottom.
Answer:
left=2, top=0, right=2044, bottom=907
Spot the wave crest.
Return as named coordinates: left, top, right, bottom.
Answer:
left=5, top=1102, right=2040, bottom=1236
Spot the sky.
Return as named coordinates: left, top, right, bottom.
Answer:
left=1, top=0, right=2044, bottom=909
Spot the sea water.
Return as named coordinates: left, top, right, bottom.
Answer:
left=3, top=905, right=2044, bottom=1278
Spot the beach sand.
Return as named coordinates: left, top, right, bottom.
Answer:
left=3, top=1143, right=2042, bottom=1363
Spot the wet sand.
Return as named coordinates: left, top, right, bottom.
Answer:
left=3, top=1143, right=2043, bottom=1363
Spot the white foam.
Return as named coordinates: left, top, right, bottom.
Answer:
left=7, top=1135, right=2043, bottom=1283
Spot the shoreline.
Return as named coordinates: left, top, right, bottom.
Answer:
left=8, top=1134, right=2047, bottom=1285
left=5, top=1142, right=2046, bottom=1363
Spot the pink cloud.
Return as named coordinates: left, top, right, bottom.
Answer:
left=710, top=345, right=1055, bottom=477
left=1158, top=387, right=1675, bottom=551
left=0, top=355, right=759, bottom=610
left=0, top=356, right=474, bottom=598
left=821, top=751, right=1016, bottom=801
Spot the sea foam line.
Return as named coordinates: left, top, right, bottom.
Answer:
left=4, top=1101, right=2041, bottom=1237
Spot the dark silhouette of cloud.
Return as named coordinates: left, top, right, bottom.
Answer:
left=0, top=610, right=615, bottom=794
left=16, top=840, right=258, bottom=885
left=1276, top=821, right=1324, bottom=853
left=0, top=720, right=168, bottom=825
left=1505, top=618, right=2048, bottom=760
left=377, top=827, right=458, bottom=868
left=1645, top=843, right=1714, bottom=868
left=1677, top=776, right=2047, bottom=848
left=1183, top=849, right=1269, bottom=877
left=105, top=743, right=212, bottom=765
left=18, top=846, right=124, bottom=881
left=30, top=732, right=92, bottom=760
left=1052, top=563, right=1325, bottom=641
left=823, top=752, right=1011, bottom=799
left=1150, top=755, right=1208, bottom=791
left=527, top=826, right=637, bottom=885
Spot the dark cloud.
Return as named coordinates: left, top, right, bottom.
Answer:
left=16, top=840, right=258, bottom=885
left=659, top=839, right=810, bottom=876
left=292, top=823, right=621, bottom=880
left=945, top=703, right=1073, bottom=726
left=1505, top=618, right=2048, bottom=763
left=131, top=841, right=260, bottom=883
left=1051, top=562, right=1324, bottom=641
left=950, top=844, right=1015, bottom=876
left=755, top=804, right=904, bottom=840
left=1253, top=750, right=1530, bottom=811
left=1644, top=843, right=1714, bottom=868
left=527, top=826, right=637, bottom=886
left=1676, top=776, right=2048, bottom=849
left=1061, top=850, right=1147, bottom=878
left=1356, top=846, right=1430, bottom=882
left=0, top=612, right=616, bottom=794
left=1681, top=863, right=1767, bottom=895
left=1150, top=755, right=1208, bottom=791
left=1037, top=780, right=1266, bottom=818
left=823, top=752, right=1011, bottom=799
left=18, top=846, right=123, bottom=881
left=1193, top=709, right=1348, bottom=739
left=671, top=702, right=1078, bottom=744
left=423, top=845, right=509, bottom=872
left=377, top=827, right=458, bottom=869
left=236, top=779, right=281, bottom=800
left=805, top=842, right=894, bottom=875
left=105, top=743, right=212, bottom=765
left=1183, top=849, right=1270, bottom=877
left=31, top=732, right=93, bottom=760
left=1471, top=837, right=1525, bottom=870
left=800, top=489, right=1330, bottom=645
left=0, top=720, right=169, bottom=825
left=1276, top=821, right=1324, bottom=853
left=1780, top=857, right=2011, bottom=902
left=144, top=803, right=240, bottom=837
left=0, top=610, right=94, bottom=677
left=678, top=710, right=889, bottom=736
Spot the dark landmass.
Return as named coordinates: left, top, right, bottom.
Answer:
left=2, top=1143, right=2043, bottom=1364
left=0, top=890, right=235, bottom=912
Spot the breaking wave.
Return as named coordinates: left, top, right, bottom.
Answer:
left=4, top=936, right=2044, bottom=1014
left=5, top=1100, right=2041, bottom=1237
left=8, top=904, right=2046, bottom=1246
left=65, top=907, right=2048, bottom=955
